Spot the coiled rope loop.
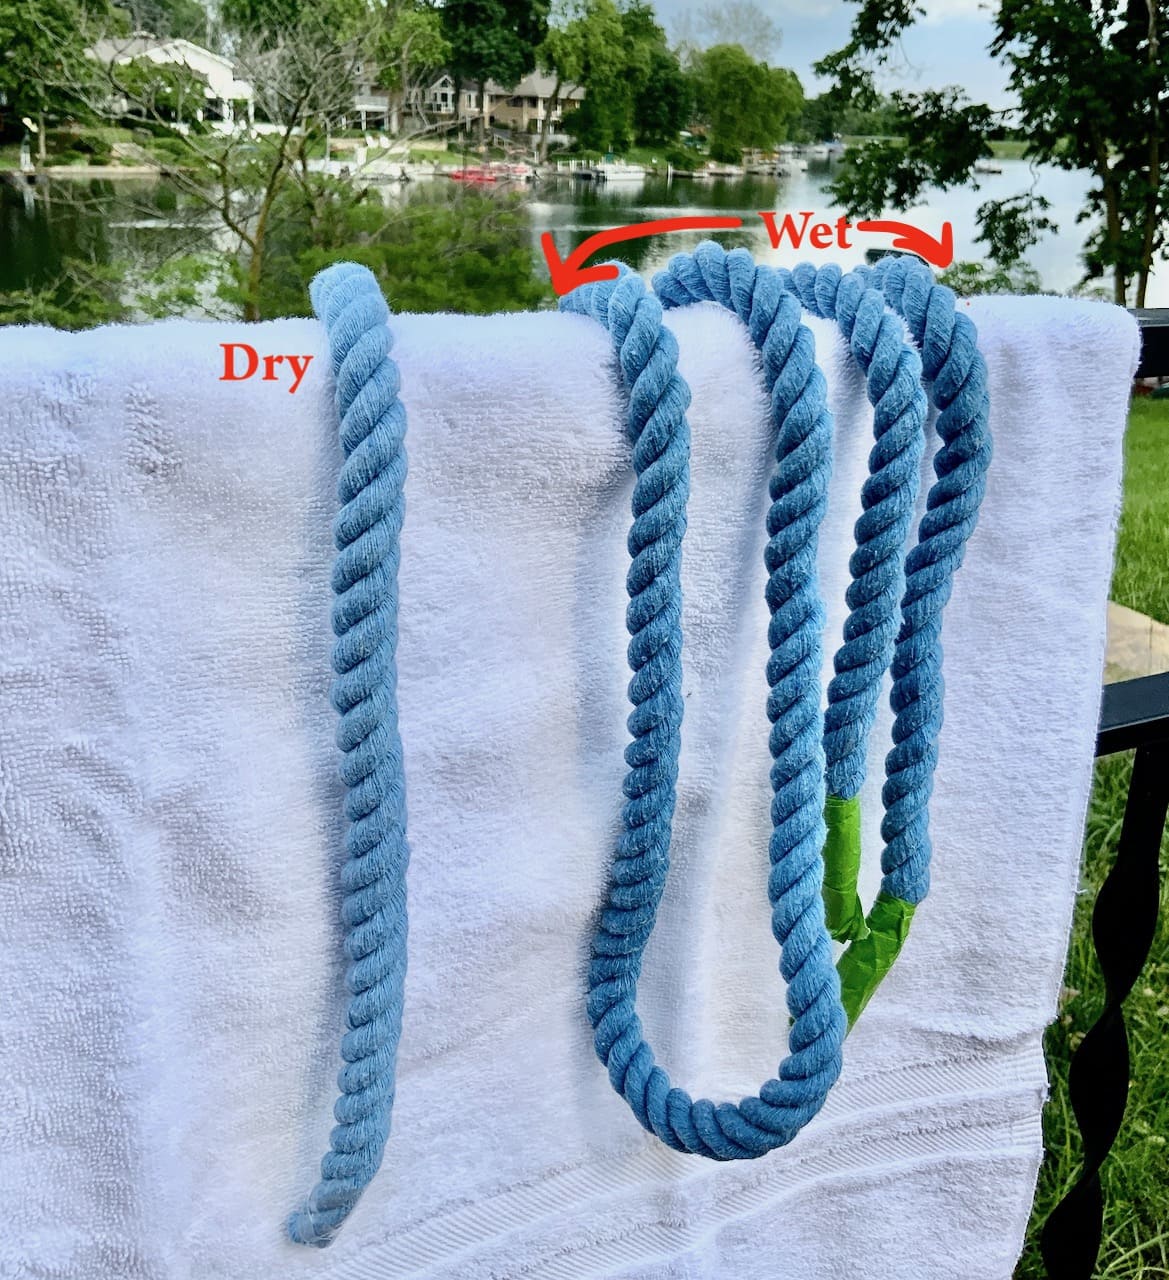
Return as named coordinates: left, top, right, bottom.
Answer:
left=288, top=262, right=410, bottom=1247
left=561, top=264, right=848, bottom=1159
left=651, top=243, right=991, bottom=1026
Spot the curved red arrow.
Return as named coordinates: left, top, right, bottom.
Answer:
left=542, top=216, right=744, bottom=295
left=854, top=219, right=954, bottom=269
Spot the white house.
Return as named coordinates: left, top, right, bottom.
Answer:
left=87, top=34, right=254, bottom=124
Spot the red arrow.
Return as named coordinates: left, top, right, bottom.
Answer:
left=542, top=216, right=744, bottom=295
left=854, top=219, right=954, bottom=269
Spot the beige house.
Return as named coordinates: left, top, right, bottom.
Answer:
left=402, top=71, right=584, bottom=135
left=470, top=72, right=585, bottom=134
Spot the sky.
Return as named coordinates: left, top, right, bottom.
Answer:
left=656, top=0, right=1015, bottom=111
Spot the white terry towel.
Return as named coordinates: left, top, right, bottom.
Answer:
left=0, top=291, right=1139, bottom=1280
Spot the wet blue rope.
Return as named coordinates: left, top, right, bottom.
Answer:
left=653, top=244, right=929, bottom=809
left=288, top=262, right=410, bottom=1247
left=561, top=265, right=847, bottom=1158
left=654, top=245, right=991, bottom=908
left=855, top=254, right=993, bottom=903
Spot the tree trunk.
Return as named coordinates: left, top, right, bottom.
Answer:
left=478, top=80, right=487, bottom=146
left=539, top=76, right=562, bottom=162
left=37, top=112, right=46, bottom=164
left=1097, top=148, right=1127, bottom=305
left=243, top=183, right=278, bottom=322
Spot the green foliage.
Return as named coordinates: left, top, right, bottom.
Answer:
left=116, top=57, right=209, bottom=123
left=0, top=257, right=126, bottom=328
left=990, top=0, right=1169, bottom=302
left=794, top=90, right=899, bottom=144
left=0, top=0, right=108, bottom=130
left=1016, top=746, right=1169, bottom=1279
left=118, top=0, right=209, bottom=41
left=221, top=0, right=372, bottom=42
left=255, top=181, right=550, bottom=318
left=820, top=0, right=1169, bottom=304
left=133, top=253, right=235, bottom=320
left=634, top=46, right=691, bottom=145
left=1109, top=397, right=1169, bottom=626
left=1015, top=400, right=1169, bottom=1278
left=377, top=3, right=450, bottom=93
left=937, top=259, right=1044, bottom=297
left=542, top=0, right=627, bottom=151
left=690, top=44, right=803, bottom=159
left=828, top=86, right=994, bottom=216
left=544, top=0, right=686, bottom=153
left=442, top=0, right=550, bottom=94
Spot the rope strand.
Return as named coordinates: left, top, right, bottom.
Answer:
left=562, top=264, right=847, bottom=1158
left=288, top=262, right=410, bottom=1247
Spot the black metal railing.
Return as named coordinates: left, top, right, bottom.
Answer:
left=1039, top=310, right=1169, bottom=1279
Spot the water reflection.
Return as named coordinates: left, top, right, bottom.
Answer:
left=531, top=160, right=1123, bottom=301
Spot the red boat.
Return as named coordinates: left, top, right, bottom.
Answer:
left=448, top=167, right=497, bottom=183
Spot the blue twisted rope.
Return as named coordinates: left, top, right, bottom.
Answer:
left=854, top=254, right=993, bottom=905
left=561, top=265, right=847, bottom=1158
left=651, top=243, right=991, bottom=1025
left=288, top=262, right=410, bottom=1247
left=654, top=245, right=929, bottom=811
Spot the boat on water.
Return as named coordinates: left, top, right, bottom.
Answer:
left=974, top=161, right=1003, bottom=174
left=573, top=161, right=646, bottom=182
left=449, top=166, right=498, bottom=183
left=698, top=161, right=744, bottom=178
left=449, top=161, right=533, bottom=184
left=777, top=157, right=808, bottom=176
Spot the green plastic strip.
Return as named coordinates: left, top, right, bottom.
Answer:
left=836, top=891, right=916, bottom=1029
left=821, top=794, right=869, bottom=942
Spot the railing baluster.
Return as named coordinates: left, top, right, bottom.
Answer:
left=1041, top=711, right=1169, bottom=1276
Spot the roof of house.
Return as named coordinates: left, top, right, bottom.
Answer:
left=88, top=34, right=234, bottom=73
left=483, top=71, right=585, bottom=100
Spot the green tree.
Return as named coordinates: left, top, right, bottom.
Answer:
left=0, top=258, right=126, bottom=328
left=691, top=44, right=803, bottom=162
left=116, top=56, right=208, bottom=123
left=54, top=2, right=378, bottom=318
left=441, top=0, right=550, bottom=143
left=253, top=182, right=550, bottom=316
left=794, top=89, right=899, bottom=144
left=220, top=0, right=372, bottom=46
left=634, top=46, right=691, bottom=145
left=376, top=1, right=450, bottom=131
left=549, top=0, right=683, bottom=154
left=0, top=0, right=107, bottom=159
left=120, top=0, right=210, bottom=42
left=539, top=0, right=624, bottom=154
left=818, top=0, right=1169, bottom=305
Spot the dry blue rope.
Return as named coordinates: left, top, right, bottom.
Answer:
left=288, top=261, right=409, bottom=1247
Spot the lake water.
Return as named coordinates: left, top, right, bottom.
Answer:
left=5, top=157, right=1166, bottom=309
left=532, top=158, right=1143, bottom=300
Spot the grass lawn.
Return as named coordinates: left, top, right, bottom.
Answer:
left=1015, top=398, right=1169, bottom=1277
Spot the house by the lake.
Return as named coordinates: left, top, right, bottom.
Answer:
left=349, top=68, right=584, bottom=138
left=87, top=34, right=254, bottom=125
